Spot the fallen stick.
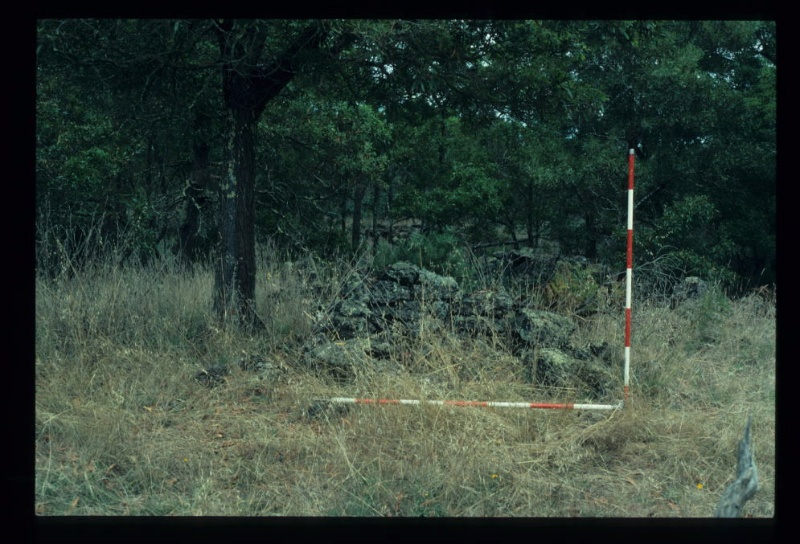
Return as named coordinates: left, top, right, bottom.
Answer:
left=715, top=415, right=759, bottom=517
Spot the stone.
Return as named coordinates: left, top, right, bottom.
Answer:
left=453, top=314, right=500, bottom=337
left=194, top=363, right=230, bottom=387
left=458, top=288, right=515, bottom=318
left=238, top=354, right=271, bottom=372
left=369, top=280, right=413, bottom=306
left=416, top=267, right=461, bottom=301
left=302, top=338, right=374, bottom=382
left=513, top=308, right=576, bottom=349
left=534, top=348, right=577, bottom=386
left=671, top=276, right=708, bottom=308
left=378, top=261, right=420, bottom=287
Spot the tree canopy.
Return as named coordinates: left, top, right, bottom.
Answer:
left=36, top=19, right=776, bottom=303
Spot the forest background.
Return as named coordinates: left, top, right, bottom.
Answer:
left=36, top=20, right=775, bottom=313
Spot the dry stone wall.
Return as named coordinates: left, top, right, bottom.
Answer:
left=303, top=262, right=617, bottom=398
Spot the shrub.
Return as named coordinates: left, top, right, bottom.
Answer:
left=372, top=230, right=470, bottom=284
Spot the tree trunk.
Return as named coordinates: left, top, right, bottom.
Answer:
left=387, top=175, right=395, bottom=242
left=584, top=211, right=598, bottom=260
left=211, top=20, right=334, bottom=331
left=438, top=111, right=447, bottom=165
left=351, top=183, right=367, bottom=250
left=500, top=212, right=518, bottom=249
left=340, top=191, right=348, bottom=237
left=526, top=178, right=535, bottom=248
left=371, top=181, right=380, bottom=258
left=178, top=141, right=210, bottom=272
left=214, top=103, right=264, bottom=330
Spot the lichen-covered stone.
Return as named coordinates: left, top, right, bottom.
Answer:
left=458, top=288, right=514, bottom=318
left=513, top=309, right=576, bottom=349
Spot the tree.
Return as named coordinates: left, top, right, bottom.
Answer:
left=37, top=19, right=242, bottom=277
left=37, top=19, right=776, bottom=300
left=37, top=20, right=197, bottom=272
left=210, top=20, right=360, bottom=328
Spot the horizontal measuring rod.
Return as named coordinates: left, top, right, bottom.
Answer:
left=324, top=397, right=623, bottom=411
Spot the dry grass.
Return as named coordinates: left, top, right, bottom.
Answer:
left=35, top=249, right=775, bottom=517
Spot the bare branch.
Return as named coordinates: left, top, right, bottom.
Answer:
left=715, top=415, right=759, bottom=517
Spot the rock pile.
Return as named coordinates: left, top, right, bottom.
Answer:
left=670, top=276, right=709, bottom=308
left=303, top=262, right=617, bottom=398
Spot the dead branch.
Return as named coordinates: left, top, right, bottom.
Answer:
left=715, top=415, right=759, bottom=517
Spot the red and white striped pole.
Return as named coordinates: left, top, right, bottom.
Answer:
left=624, top=148, right=635, bottom=403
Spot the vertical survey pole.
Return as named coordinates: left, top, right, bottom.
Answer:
left=624, top=148, right=635, bottom=403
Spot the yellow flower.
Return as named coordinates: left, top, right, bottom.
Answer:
left=491, top=474, right=499, bottom=479
left=696, top=483, right=703, bottom=490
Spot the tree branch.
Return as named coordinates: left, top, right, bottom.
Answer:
left=715, top=415, right=759, bottom=517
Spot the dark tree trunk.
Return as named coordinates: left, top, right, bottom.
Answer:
left=371, top=181, right=380, bottom=257
left=509, top=223, right=519, bottom=249
left=438, top=110, right=447, bottom=165
left=213, top=103, right=264, bottom=330
left=351, top=183, right=367, bottom=250
left=526, top=178, right=535, bottom=248
left=584, top=211, right=598, bottom=260
left=340, top=191, right=348, bottom=237
left=211, top=20, right=335, bottom=331
left=178, top=140, right=210, bottom=272
left=387, top=175, right=395, bottom=242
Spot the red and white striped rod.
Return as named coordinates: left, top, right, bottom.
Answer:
left=624, top=148, right=635, bottom=402
left=325, top=397, right=623, bottom=411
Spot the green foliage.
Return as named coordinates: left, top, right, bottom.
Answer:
left=305, top=228, right=351, bottom=259
left=544, top=260, right=605, bottom=315
left=660, top=195, right=734, bottom=260
left=36, top=19, right=219, bottom=273
left=37, top=72, right=133, bottom=210
left=640, top=195, right=740, bottom=290
left=373, top=230, right=469, bottom=282
left=36, top=19, right=775, bottom=292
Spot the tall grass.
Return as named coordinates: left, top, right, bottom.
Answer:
left=35, top=242, right=775, bottom=517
